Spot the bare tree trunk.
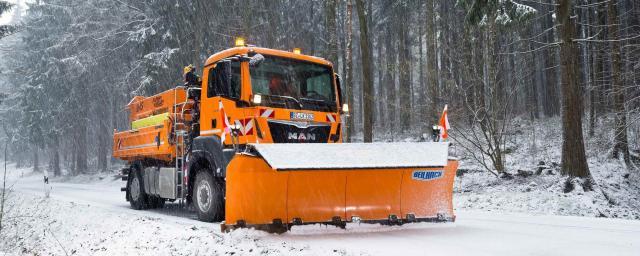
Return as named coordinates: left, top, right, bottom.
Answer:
left=49, top=136, right=60, bottom=177
left=75, top=84, right=89, bottom=174
left=262, top=0, right=281, bottom=48
left=418, top=22, right=427, bottom=126
left=52, top=146, right=60, bottom=176
left=98, top=130, right=108, bottom=173
left=590, top=4, right=607, bottom=135
left=397, top=2, right=411, bottom=131
left=462, top=26, right=475, bottom=125
left=589, top=33, right=597, bottom=137
left=1, top=142, right=7, bottom=232
left=526, top=25, right=539, bottom=120
left=355, top=0, right=374, bottom=142
left=596, top=5, right=608, bottom=115
left=474, top=30, right=486, bottom=122
left=543, top=1, right=559, bottom=117
left=425, top=0, right=439, bottom=123
left=486, top=16, right=505, bottom=173
left=325, top=0, right=338, bottom=64
left=376, top=35, right=385, bottom=132
left=98, top=90, right=109, bottom=173
left=32, top=145, right=39, bottom=173
left=608, top=0, right=631, bottom=165
left=344, top=0, right=354, bottom=142
left=384, top=25, right=398, bottom=136
left=557, top=0, right=591, bottom=179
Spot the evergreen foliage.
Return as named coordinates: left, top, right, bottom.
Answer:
left=457, top=0, right=536, bottom=26
left=0, top=1, right=15, bottom=38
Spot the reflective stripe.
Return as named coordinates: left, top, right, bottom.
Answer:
left=261, top=109, right=274, bottom=118
left=244, top=119, right=254, bottom=135
left=200, top=129, right=221, bottom=136
left=326, top=113, right=336, bottom=123
left=120, top=142, right=165, bottom=150
left=233, top=119, right=255, bottom=136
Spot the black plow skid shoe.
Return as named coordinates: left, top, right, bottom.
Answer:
left=219, top=213, right=458, bottom=234
left=387, top=214, right=401, bottom=225
left=291, top=217, right=303, bottom=226
left=405, top=213, right=416, bottom=223
left=331, top=216, right=346, bottom=229
left=220, top=219, right=289, bottom=234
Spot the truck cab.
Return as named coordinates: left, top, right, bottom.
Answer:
left=198, top=46, right=346, bottom=146
left=114, top=45, right=349, bottom=222
left=185, top=46, right=349, bottom=221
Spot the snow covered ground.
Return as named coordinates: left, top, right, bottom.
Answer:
left=454, top=117, right=640, bottom=220
left=1, top=162, right=639, bottom=256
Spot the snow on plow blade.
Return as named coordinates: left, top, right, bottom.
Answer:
left=222, top=142, right=458, bottom=233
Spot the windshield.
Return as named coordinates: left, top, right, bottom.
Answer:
left=250, top=55, right=337, bottom=112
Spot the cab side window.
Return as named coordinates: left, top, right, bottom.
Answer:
left=207, top=61, right=241, bottom=99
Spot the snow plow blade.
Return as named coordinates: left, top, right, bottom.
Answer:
left=222, top=142, right=458, bottom=233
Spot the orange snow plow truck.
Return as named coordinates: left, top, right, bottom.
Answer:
left=113, top=42, right=459, bottom=233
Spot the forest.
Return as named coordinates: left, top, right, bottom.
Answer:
left=0, top=0, right=639, bottom=180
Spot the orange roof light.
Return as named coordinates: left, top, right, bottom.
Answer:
left=235, top=37, right=246, bottom=47
left=293, top=48, right=301, bottom=54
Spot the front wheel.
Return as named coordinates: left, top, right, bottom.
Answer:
left=193, top=171, right=224, bottom=222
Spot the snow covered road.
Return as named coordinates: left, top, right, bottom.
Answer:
left=278, top=211, right=640, bottom=256
left=6, top=172, right=640, bottom=256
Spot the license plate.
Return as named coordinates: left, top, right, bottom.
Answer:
left=290, top=112, right=314, bottom=121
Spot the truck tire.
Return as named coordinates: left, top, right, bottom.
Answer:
left=194, top=170, right=224, bottom=222
left=127, top=168, right=149, bottom=210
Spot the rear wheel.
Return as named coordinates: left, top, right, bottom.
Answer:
left=194, top=171, right=224, bottom=222
left=128, top=169, right=148, bottom=210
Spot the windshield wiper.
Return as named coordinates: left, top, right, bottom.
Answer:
left=268, top=95, right=303, bottom=109
left=300, top=97, right=333, bottom=111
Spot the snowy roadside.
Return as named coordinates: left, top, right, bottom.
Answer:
left=454, top=117, right=640, bottom=220
left=0, top=164, right=346, bottom=256
left=1, top=193, right=340, bottom=256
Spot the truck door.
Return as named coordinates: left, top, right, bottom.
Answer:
left=200, top=60, right=242, bottom=145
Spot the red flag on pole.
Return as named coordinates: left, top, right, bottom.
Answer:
left=439, top=105, right=450, bottom=140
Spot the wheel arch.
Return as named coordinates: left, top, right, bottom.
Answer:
left=187, top=135, right=227, bottom=203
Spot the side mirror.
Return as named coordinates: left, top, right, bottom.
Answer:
left=341, top=103, right=349, bottom=116
left=249, top=53, right=265, bottom=67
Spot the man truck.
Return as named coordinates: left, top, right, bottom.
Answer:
left=113, top=40, right=458, bottom=233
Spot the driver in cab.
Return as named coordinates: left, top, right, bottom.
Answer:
left=268, top=75, right=299, bottom=98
